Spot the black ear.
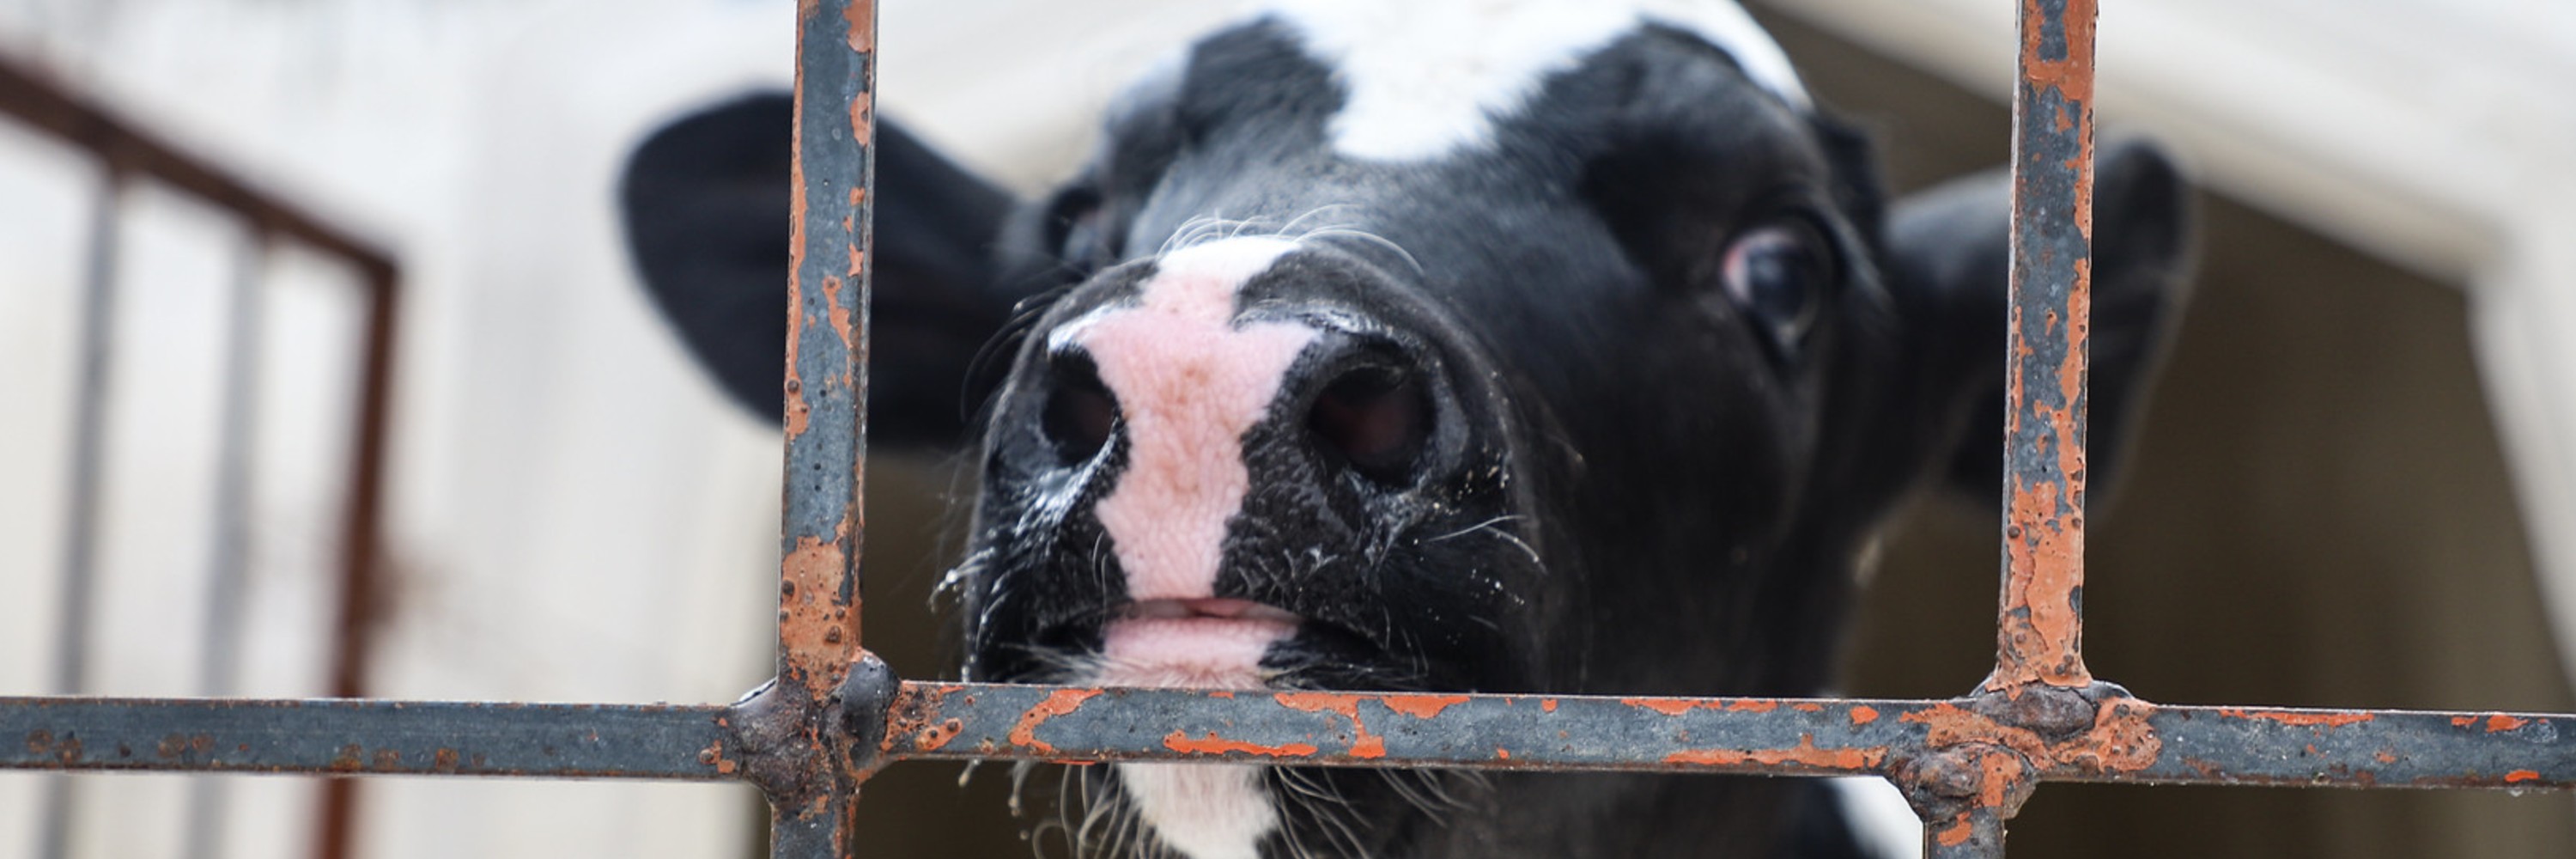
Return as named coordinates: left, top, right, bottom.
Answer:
left=1885, top=138, right=2194, bottom=503
left=618, top=91, right=1024, bottom=446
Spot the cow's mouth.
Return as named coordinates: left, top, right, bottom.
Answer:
left=1118, top=597, right=1302, bottom=623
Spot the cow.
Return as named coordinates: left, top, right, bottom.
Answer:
left=617, top=1, right=2192, bottom=856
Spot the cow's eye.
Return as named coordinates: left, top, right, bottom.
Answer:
left=1046, top=185, right=1109, bottom=273
left=1720, top=219, right=1834, bottom=353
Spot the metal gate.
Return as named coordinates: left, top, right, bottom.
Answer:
left=7, top=1, right=2571, bottom=857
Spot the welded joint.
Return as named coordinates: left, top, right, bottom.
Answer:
left=723, top=650, right=902, bottom=805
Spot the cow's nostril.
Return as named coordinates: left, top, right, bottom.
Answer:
left=1042, top=355, right=1118, bottom=465
left=1308, top=362, right=1429, bottom=484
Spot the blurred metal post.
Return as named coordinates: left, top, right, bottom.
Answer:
left=37, top=164, right=125, bottom=859
left=182, top=231, right=273, bottom=859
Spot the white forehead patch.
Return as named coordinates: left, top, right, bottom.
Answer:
left=1269, top=0, right=1808, bottom=162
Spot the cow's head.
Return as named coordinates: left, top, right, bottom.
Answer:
left=622, top=3, right=2191, bottom=856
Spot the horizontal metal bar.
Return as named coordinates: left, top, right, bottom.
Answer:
left=2117, top=706, right=2576, bottom=790
left=884, top=683, right=1905, bottom=776
left=9, top=689, right=2571, bottom=795
left=881, top=684, right=2576, bottom=792
left=1, top=698, right=731, bottom=780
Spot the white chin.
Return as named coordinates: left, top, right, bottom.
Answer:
left=1117, top=762, right=1277, bottom=859
left=1089, top=615, right=1296, bottom=858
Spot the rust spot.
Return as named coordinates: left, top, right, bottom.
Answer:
left=2506, top=770, right=2541, bottom=783
left=2375, top=752, right=2398, bottom=764
left=1497, top=748, right=1511, bottom=759
left=1850, top=706, right=1879, bottom=726
left=2219, top=709, right=2373, bottom=729
left=1904, top=697, right=2160, bottom=777
left=914, top=719, right=964, bottom=752
left=330, top=744, right=364, bottom=772
left=698, top=740, right=739, bottom=776
left=157, top=734, right=189, bottom=758
left=1276, top=691, right=1387, bottom=758
left=373, top=749, right=401, bottom=771
left=778, top=524, right=858, bottom=694
left=1007, top=688, right=1103, bottom=755
left=1163, top=731, right=1320, bottom=758
left=433, top=748, right=462, bottom=773
left=842, top=1, right=874, bottom=55
left=1383, top=694, right=1471, bottom=719
left=1936, top=813, right=1974, bottom=847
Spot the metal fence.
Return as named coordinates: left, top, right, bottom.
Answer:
left=0, top=52, right=402, bottom=859
left=6, top=0, right=2573, bottom=857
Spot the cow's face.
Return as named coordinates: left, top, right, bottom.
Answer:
left=961, top=4, right=1856, bottom=698
left=620, top=3, right=2191, bottom=856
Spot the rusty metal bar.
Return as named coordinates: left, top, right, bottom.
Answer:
left=37, top=160, right=125, bottom=859
left=734, top=0, right=879, bottom=856
left=2, top=48, right=406, bottom=859
left=1993, top=0, right=2099, bottom=696
left=14, top=687, right=2575, bottom=795
left=182, top=231, right=271, bottom=859
left=0, top=698, right=732, bottom=779
left=313, top=224, right=402, bottom=859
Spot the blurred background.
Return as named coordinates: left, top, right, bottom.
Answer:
left=2, top=0, right=2573, bottom=857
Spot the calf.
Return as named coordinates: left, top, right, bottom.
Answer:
left=620, top=2, right=2191, bottom=856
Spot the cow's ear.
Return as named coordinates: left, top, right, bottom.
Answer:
left=1883, top=138, right=2194, bottom=503
left=619, top=91, right=1024, bottom=447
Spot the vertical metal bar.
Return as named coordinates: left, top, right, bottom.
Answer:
left=311, top=256, right=403, bottom=859
left=1990, top=0, right=2099, bottom=695
left=37, top=165, right=125, bottom=859
left=182, top=231, right=271, bottom=859
left=769, top=0, right=877, bottom=856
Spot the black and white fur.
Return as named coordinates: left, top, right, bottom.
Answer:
left=619, top=1, right=2192, bottom=856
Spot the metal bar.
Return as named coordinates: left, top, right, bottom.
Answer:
left=870, top=685, right=2576, bottom=793
left=750, top=0, right=878, bottom=856
left=38, top=164, right=125, bottom=859
left=1991, top=0, right=2099, bottom=695
left=11, top=690, right=2576, bottom=795
left=1, top=698, right=732, bottom=780
left=313, top=233, right=402, bottom=859
left=183, top=231, right=271, bottom=859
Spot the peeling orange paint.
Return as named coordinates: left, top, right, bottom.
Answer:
left=1007, top=689, right=1103, bottom=756
left=1621, top=698, right=1699, bottom=716
left=2506, top=770, right=2541, bottom=783
left=2219, top=709, right=2373, bottom=729
left=1276, top=692, right=1386, bottom=758
left=1850, top=706, right=1879, bottom=726
left=2487, top=715, right=2530, bottom=733
left=1383, top=694, right=1470, bottom=720
left=1163, top=731, right=1320, bottom=758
